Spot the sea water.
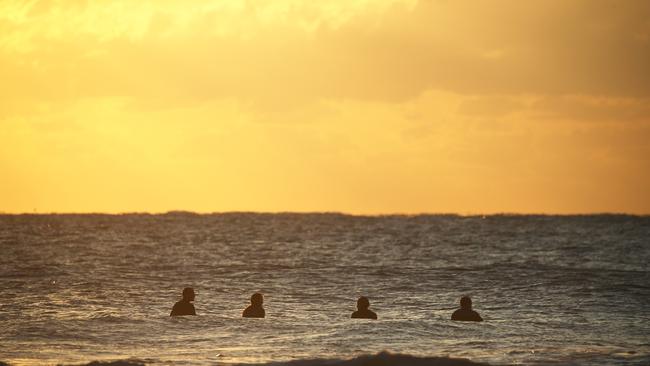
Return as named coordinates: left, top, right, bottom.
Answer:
left=1, top=213, right=648, bottom=365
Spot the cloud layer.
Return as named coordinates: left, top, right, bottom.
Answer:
left=1, top=0, right=649, bottom=213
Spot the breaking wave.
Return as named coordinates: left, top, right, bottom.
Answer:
left=239, top=352, right=488, bottom=366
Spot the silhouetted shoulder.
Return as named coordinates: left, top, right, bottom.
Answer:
left=242, top=305, right=265, bottom=318
left=351, top=309, right=377, bottom=319
left=451, top=309, right=482, bottom=322
left=170, top=300, right=196, bottom=316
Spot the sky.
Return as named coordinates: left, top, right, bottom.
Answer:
left=1, top=0, right=649, bottom=214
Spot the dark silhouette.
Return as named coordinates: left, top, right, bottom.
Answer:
left=351, top=296, right=377, bottom=319
left=170, top=287, right=196, bottom=316
left=451, top=296, right=483, bottom=322
left=242, top=292, right=265, bottom=318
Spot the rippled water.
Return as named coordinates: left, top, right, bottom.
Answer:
left=1, top=213, right=649, bottom=365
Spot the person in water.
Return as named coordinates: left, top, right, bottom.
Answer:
left=351, top=296, right=377, bottom=319
left=451, top=296, right=483, bottom=322
left=170, top=287, right=196, bottom=316
left=242, top=292, right=265, bottom=318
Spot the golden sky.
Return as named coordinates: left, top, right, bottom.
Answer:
left=1, top=0, right=649, bottom=214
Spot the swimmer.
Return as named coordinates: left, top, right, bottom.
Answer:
left=170, top=287, right=196, bottom=316
left=242, top=292, right=265, bottom=318
left=351, top=296, right=377, bottom=319
left=451, top=296, right=483, bottom=322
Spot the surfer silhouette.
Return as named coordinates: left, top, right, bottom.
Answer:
left=170, top=287, right=196, bottom=316
left=242, top=292, right=265, bottom=318
left=351, top=296, right=377, bottom=319
left=451, top=296, right=483, bottom=322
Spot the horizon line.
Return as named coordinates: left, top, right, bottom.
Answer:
left=0, top=210, right=648, bottom=217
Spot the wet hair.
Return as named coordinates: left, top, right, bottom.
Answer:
left=251, top=292, right=263, bottom=306
left=357, top=296, right=370, bottom=310
left=182, top=287, right=195, bottom=300
left=460, top=296, right=472, bottom=309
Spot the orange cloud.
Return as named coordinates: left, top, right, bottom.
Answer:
left=1, top=0, right=649, bottom=214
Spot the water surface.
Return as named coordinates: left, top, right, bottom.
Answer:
left=1, top=213, right=648, bottom=365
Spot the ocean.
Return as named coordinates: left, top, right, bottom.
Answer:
left=1, top=213, right=648, bottom=365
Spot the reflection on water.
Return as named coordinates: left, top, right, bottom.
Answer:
left=0, top=213, right=649, bottom=365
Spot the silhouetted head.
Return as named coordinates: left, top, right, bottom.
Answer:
left=357, top=296, right=370, bottom=310
left=251, top=292, right=263, bottom=306
left=182, top=287, right=195, bottom=302
left=460, top=296, right=472, bottom=310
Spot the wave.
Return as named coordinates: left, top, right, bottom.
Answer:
left=79, top=362, right=146, bottom=366
left=238, top=352, right=489, bottom=366
left=0, top=361, right=146, bottom=366
left=0, top=353, right=489, bottom=366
